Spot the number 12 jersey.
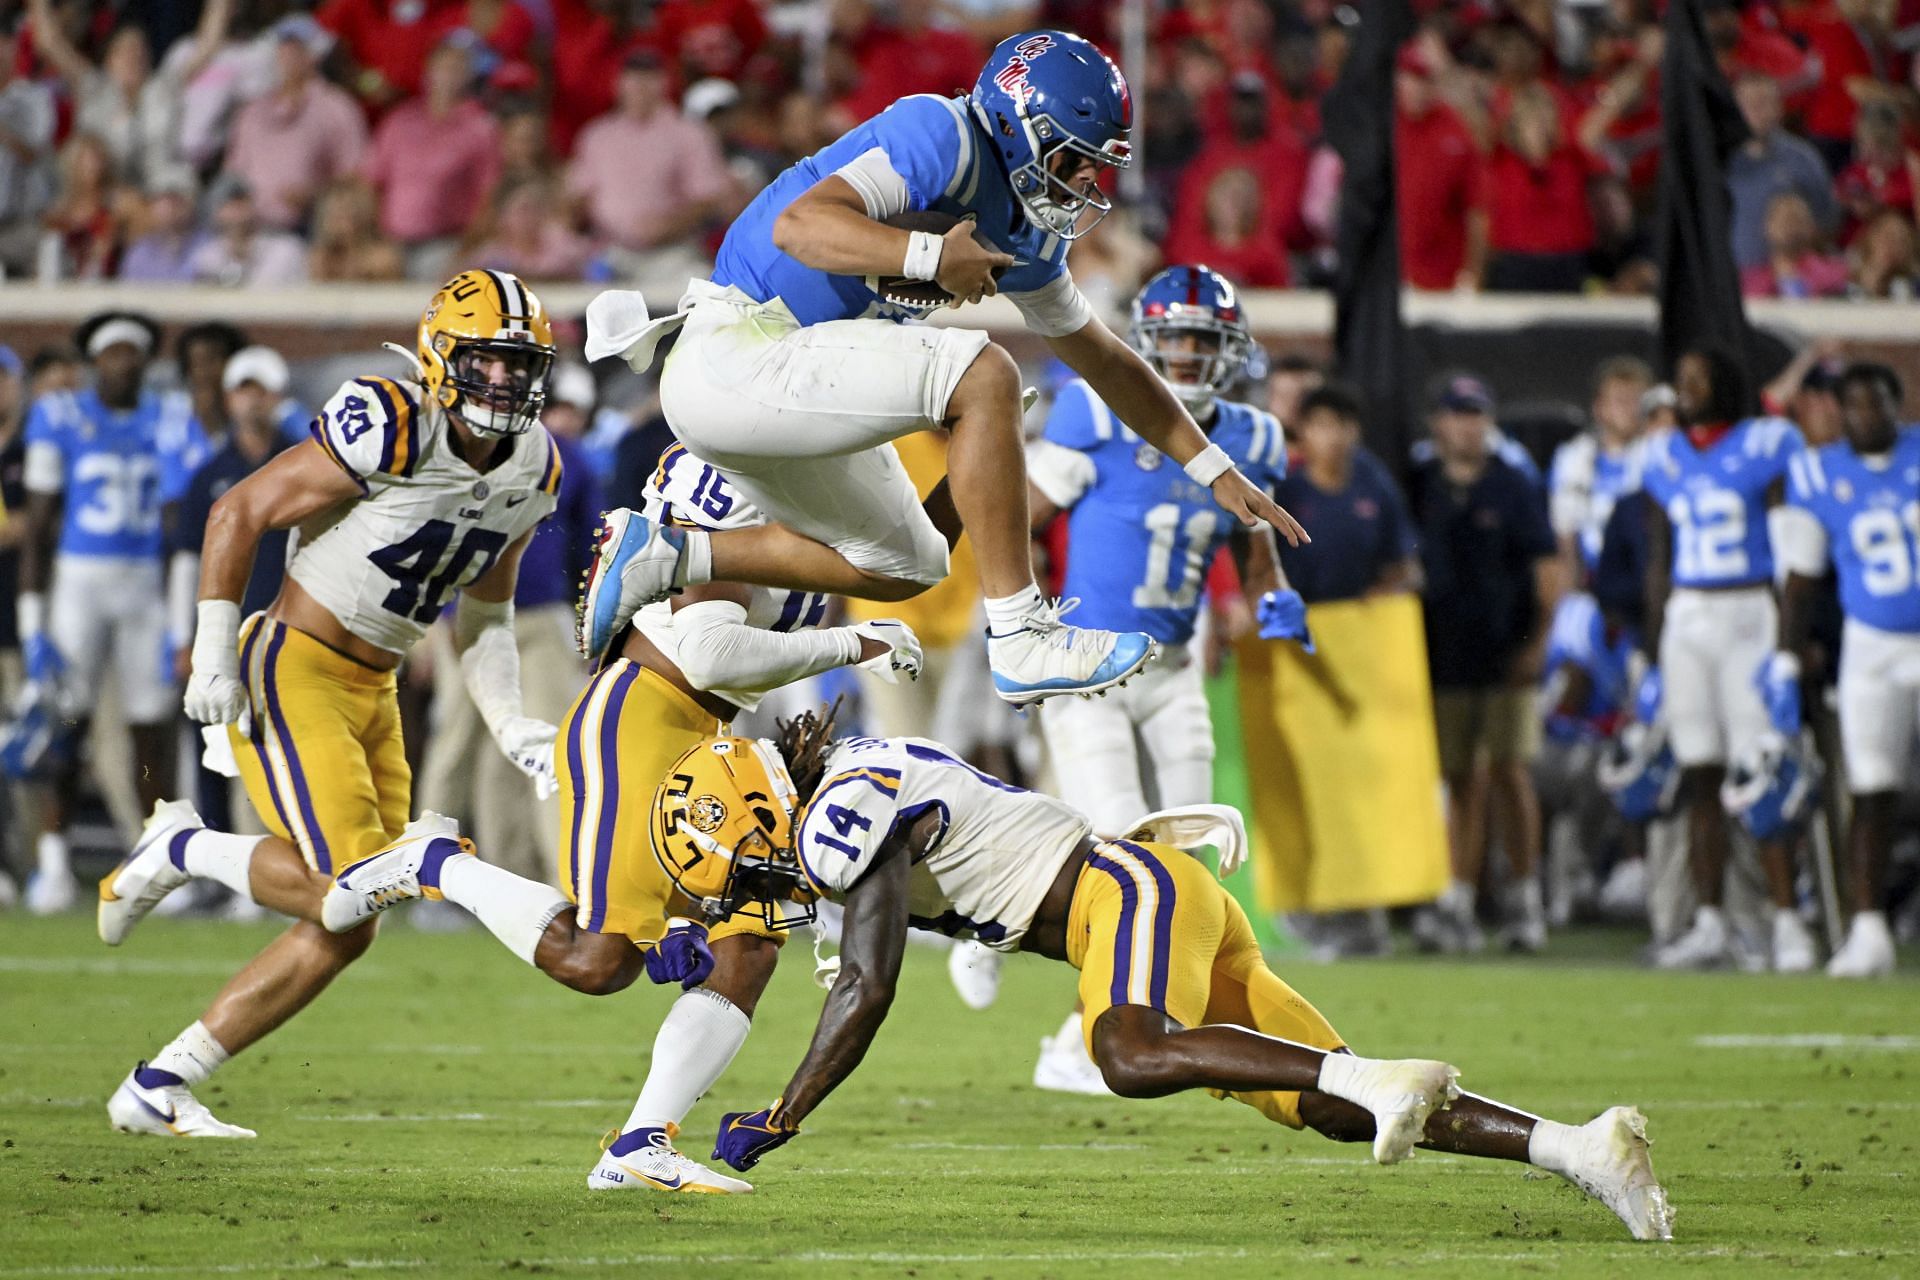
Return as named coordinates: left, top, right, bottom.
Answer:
left=300, top=376, right=562, bottom=655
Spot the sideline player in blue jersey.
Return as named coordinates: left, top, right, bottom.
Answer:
left=952, top=265, right=1312, bottom=1093
left=1769, top=363, right=1920, bottom=979
left=1640, top=345, right=1816, bottom=972
left=15, top=312, right=174, bottom=915
left=578, top=30, right=1306, bottom=706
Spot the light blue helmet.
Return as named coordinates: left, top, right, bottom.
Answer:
left=970, top=30, right=1132, bottom=240
left=1599, top=721, right=1679, bottom=823
left=0, top=684, right=78, bottom=782
left=1722, top=735, right=1819, bottom=841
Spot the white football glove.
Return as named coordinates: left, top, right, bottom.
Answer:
left=850, top=619, right=923, bottom=684
left=185, top=600, right=251, bottom=732
left=495, top=715, right=559, bottom=800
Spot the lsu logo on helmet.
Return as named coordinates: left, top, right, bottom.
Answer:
left=650, top=735, right=814, bottom=930
left=417, top=268, right=556, bottom=437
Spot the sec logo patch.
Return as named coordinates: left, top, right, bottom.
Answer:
left=1135, top=444, right=1162, bottom=472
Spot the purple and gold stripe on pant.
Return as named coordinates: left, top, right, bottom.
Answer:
left=1085, top=840, right=1178, bottom=1011
left=240, top=618, right=331, bottom=873
left=564, top=660, right=641, bottom=933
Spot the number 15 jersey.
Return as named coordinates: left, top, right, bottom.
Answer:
left=298, top=376, right=562, bottom=655
left=1029, top=380, right=1288, bottom=644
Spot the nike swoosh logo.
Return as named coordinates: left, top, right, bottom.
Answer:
left=506, top=494, right=531, bottom=508
left=133, top=1092, right=177, bottom=1126
left=615, top=1162, right=682, bottom=1190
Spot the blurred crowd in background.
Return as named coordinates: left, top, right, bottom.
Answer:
left=2, top=0, right=1920, bottom=299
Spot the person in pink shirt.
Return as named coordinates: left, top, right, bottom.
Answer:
left=362, top=37, right=501, bottom=252
left=222, top=23, right=368, bottom=231
left=1741, top=192, right=1851, bottom=299
left=469, top=177, right=592, bottom=280
left=565, top=48, right=735, bottom=259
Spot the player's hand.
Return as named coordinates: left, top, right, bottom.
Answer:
left=713, top=1101, right=798, bottom=1171
left=934, top=222, right=1013, bottom=305
left=1631, top=662, right=1663, bottom=725
left=23, top=632, right=65, bottom=686
left=1754, top=651, right=1802, bottom=736
left=850, top=619, right=923, bottom=684
left=1255, top=589, right=1315, bottom=652
left=643, top=917, right=715, bottom=989
left=496, top=716, right=559, bottom=800
left=184, top=668, right=250, bottom=728
left=1212, top=469, right=1310, bottom=545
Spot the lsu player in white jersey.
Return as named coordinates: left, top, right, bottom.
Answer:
left=649, top=707, right=1671, bottom=1242
left=949, top=265, right=1311, bottom=1092
left=93, top=271, right=565, bottom=1137
left=308, top=448, right=923, bottom=1192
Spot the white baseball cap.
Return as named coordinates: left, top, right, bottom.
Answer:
left=549, top=362, right=597, bottom=413
left=223, top=345, right=290, bottom=394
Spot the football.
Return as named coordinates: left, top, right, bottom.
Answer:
left=869, top=210, right=1007, bottom=310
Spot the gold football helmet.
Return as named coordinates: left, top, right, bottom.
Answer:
left=649, top=735, right=815, bottom=929
left=417, top=268, right=555, bottom=436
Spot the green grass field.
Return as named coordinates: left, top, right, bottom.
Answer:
left=2, top=914, right=1915, bottom=1278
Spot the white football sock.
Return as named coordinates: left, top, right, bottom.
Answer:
left=624, top=988, right=752, bottom=1133
left=178, top=831, right=266, bottom=899
left=984, top=585, right=1044, bottom=635
left=36, top=831, right=68, bottom=877
left=434, top=852, right=570, bottom=965
left=1526, top=1117, right=1583, bottom=1175
left=1052, top=1009, right=1084, bottom=1045
left=150, top=1020, right=229, bottom=1086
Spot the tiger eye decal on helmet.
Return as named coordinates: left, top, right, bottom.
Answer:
left=417, top=268, right=556, bottom=438
left=649, top=735, right=814, bottom=931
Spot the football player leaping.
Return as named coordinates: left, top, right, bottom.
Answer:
left=661, top=708, right=1673, bottom=1241
left=184, top=447, right=923, bottom=1191
left=948, top=265, right=1312, bottom=1092
left=577, top=29, right=1307, bottom=705
left=94, top=270, right=566, bottom=1137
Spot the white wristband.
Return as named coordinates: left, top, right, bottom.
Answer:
left=17, top=591, right=44, bottom=640
left=1770, top=651, right=1801, bottom=679
left=902, top=229, right=943, bottom=281
left=191, top=599, right=243, bottom=678
left=1183, top=443, right=1234, bottom=487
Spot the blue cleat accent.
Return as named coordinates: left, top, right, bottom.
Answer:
left=576, top=510, right=687, bottom=661
left=989, top=628, right=1155, bottom=704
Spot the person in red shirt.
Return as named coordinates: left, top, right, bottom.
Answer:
left=1741, top=191, right=1851, bottom=298
left=316, top=0, right=462, bottom=111
left=832, top=0, right=981, bottom=125
left=1802, top=0, right=1904, bottom=169
left=1394, top=46, right=1482, bottom=291
left=1835, top=100, right=1917, bottom=243
left=1170, top=72, right=1308, bottom=266
left=1162, top=166, right=1291, bottom=287
left=654, top=0, right=769, bottom=84
left=1478, top=85, right=1605, bottom=293
left=548, top=0, right=662, bottom=154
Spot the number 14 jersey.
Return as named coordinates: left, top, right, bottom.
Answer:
left=298, top=376, right=562, bottom=655
left=1029, top=380, right=1288, bottom=644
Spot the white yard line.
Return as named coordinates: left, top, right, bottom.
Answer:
left=1692, top=1034, right=1920, bottom=1051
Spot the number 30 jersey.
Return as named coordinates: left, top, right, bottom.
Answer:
left=22, top=389, right=164, bottom=560
left=1028, top=380, right=1288, bottom=644
left=793, top=736, right=1093, bottom=952
left=1641, top=418, right=1802, bottom=590
left=296, top=376, right=562, bottom=655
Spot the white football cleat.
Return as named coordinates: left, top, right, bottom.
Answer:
left=588, top=1126, right=752, bottom=1194
left=1826, top=911, right=1896, bottom=979
left=98, top=798, right=203, bottom=946
left=1500, top=879, right=1549, bottom=954
left=987, top=599, right=1156, bottom=706
left=1033, top=1016, right=1113, bottom=1096
left=25, top=867, right=76, bottom=915
left=576, top=508, right=689, bottom=660
left=1651, top=907, right=1731, bottom=970
left=107, top=1063, right=256, bottom=1139
left=948, top=940, right=1003, bottom=1011
left=1551, top=1106, right=1673, bottom=1241
left=1771, top=909, right=1818, bottom=973
left=319, top=813, right=465, bottom=933
left=1326, top=1055, right=1461, bottom=1165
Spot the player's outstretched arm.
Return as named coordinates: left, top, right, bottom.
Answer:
left=667, top=585, right=921, bottom=692
left=1046, top=318, right=1310, bottom=545
left=773, top=176, right=1011, bottom=301
left=774, top=840, right=913, bottom=1127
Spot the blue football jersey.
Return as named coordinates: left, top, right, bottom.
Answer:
left=1543, top=591, right=1634, bottom=720
left=156, top=392, right=312, bottom=506
left=1786, top=427, right=1920, bottom=633
left=1641, top=418, right=1802, bottom=589
left=1042, top=380, right=1287, bottom=644
left=713, top=94, right=1069, bottom=327
left=1548, top=433, right=1646, bottom=574
left=23, top=389, right=165, bottom=559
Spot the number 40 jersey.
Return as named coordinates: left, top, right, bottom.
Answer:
left=298, top=376, right=562, bottom=655
left=1029, top=379, right=1288, bottom=644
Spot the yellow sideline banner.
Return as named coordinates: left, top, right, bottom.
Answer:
left=1235, top=592, right=1448, bottom=915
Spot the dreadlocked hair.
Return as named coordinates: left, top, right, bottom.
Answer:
left=774, top=697, right=844, bottom=805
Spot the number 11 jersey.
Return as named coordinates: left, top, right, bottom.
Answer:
left=298, top=376, right=562, bottom=655
left=1028, top=379, right=1288, bottom=644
